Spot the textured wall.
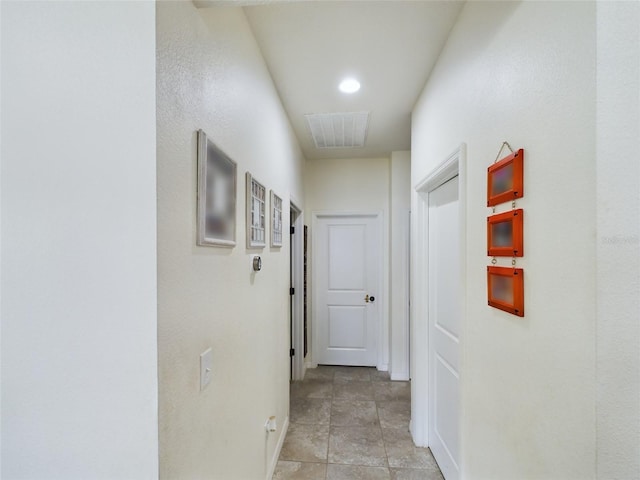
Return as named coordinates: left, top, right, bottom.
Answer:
left=412, top=2, right=597, bottom=478
left=390, top=151, right=411, bottom=381
left=156, top=3, right=305, bottom=478
left=595, top=2, right=640, bottom=479
left=1, top=2, right=158, bottom=477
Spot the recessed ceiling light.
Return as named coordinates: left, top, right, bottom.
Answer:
left=339, top=78, right=360, bottom=94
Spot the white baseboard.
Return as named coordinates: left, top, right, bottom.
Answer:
left=390, top=371, right=410, bottom=381
left=266, top=415, right=289, bottom=480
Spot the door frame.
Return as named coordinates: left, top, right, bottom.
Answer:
left=290, top=200, right=305, bottom=381
left=310, top=211, right=388, bottom=370
left=410, top=145, right=467, bottom=462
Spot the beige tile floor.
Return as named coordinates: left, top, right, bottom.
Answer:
left=274, top=366, right=444, bottom=480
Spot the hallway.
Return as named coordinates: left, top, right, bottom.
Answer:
left=274, top=366, right=443, bottom=480
left=3, top=1, right=638, bottom=478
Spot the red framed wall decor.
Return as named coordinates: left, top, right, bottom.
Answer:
left=487, top=148, right=524, bottom=207
left=487, top=266, right=524, bottom=317
left=487, top=209, right=524, bottom=257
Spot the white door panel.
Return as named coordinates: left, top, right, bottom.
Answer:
left=328, top=306, right=367, bottom=348
left=428, top=176, right=460, bottom=480
left=434, top=354, right=459, bottom=460
left=315, top=215, right=380, bottom=366
left=328, top=225, right=366, bottom=289
left=433, top=326, right=459, bottom=372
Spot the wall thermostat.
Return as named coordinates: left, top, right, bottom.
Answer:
left=252, top=256, right=262, bottom=272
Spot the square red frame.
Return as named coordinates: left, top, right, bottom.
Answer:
left=487, top=148, right=524, bottom=207
left=487, top=209, right=524, bottom=257
left=487, top=266, right=524, bottom=317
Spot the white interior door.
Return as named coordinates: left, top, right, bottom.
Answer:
left=428, top=176, right=460, bottom=480
left=314, top=214, right=380, bottom=366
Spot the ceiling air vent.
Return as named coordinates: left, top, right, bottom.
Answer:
left=305, top=112, right=370, bottom=149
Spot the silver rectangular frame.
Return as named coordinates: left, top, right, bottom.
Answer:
left=197, top=129, right=237, bottom=247
left=246, top=171, right=266, bottom=248
left=270, top=190, right=283, bottom=247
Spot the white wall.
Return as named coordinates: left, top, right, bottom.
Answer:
left=390, top=151, right=411, bottom=380
left=156, top=3, right=305, bottom=479
left=305, top=157, right=391, bottom=216
left=0, top=3, right=3, bottom=474
left=304, top=157, right=391, bottom=370
left=1, top=2, right=158, bottom=478
left=412, top=2, right=597, bottom=478
left=595, top=2, right=640, bottom=479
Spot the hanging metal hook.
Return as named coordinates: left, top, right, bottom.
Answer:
left=494, top=141, right=514, bottom=163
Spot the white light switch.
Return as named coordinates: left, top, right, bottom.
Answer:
left=200, top=348, right=213, bottom=391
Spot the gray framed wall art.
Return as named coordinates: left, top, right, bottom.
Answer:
left=197, top=129, right=237, bottom=247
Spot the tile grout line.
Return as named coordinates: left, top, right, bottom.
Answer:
left=323, top=370, right=336, bottom=480
left=374, top=372, right=392, bottom=474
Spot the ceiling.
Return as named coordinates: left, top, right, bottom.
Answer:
left=196, top=1, right=465, bottom=160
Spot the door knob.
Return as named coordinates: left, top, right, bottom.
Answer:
left=365, top=295, right=375, bottom=303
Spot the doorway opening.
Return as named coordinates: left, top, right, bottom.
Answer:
left=290, top=202, right=305, bottom=381
left=411, top=145, right=466, bottom=480
left=311, top=212, right=385, bottom=368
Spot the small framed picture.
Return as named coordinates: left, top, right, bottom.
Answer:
left=487, top=148, right=524, bottom=207
left=487, top=209, right=524, bottom=257
left=246, top=172, right=266, bottom=248
left=487, top=266, right=524, bottom=317
left=270, top=191, right=283, bottom=248
left=197, top=130, right=237, bottom=247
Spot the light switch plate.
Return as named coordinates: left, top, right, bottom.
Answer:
left=200, top=348, right=213, bottom=391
